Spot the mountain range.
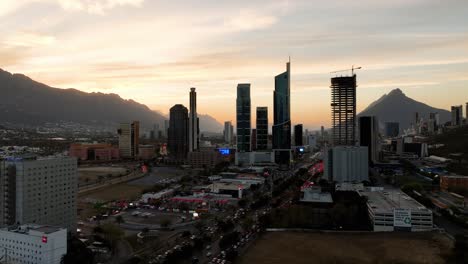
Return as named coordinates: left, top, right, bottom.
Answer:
left=358, top=88, right=451, bottom=130
left=0, top=69, right=223, bottom=133
left=0, top=69, right=451, bottom=133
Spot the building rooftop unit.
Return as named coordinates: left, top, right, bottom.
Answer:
left=360, top=188, right=430, bottom=213
left=5, top=224, right=64, bottom=235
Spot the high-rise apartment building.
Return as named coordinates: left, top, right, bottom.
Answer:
left=168, top=104, right=189, bottom=161
left=273, top=61, right=291, bottom=168
left=223, top=121, right=234, bottom=144
left=236, top=84, right=251, bottom=152
left=451, top=105, right=463, bottom=126
left=359, top=116, right=379, bottom=165
left=0, top=156, right=77, bottom=232
left=189, top=88, right=199, bottom=152
left=330, top=75, right=356, bottom=146
left=256, top=107, right=268, bottom=151
left=294, top=124, right=303, bottom=146
left=118, top=121, right=139, bottom=158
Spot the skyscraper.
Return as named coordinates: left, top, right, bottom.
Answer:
left=118, top=121, right=139, bottom=158
left=164, top=119, right=169, bottom=138
left=273, top=61, right=291, bottom=168
left=294, top=124, right=303, bottom=146
left=451, top=105, right=463, bottom=126
left=359, top=116, right=379, bottom=165
left=168, top=104, right=189, bottom=161
left=251, top=129, right=257, bottom=151
left=223, top=121, right=234, bottom=144
left=256, top=107, right=268, bottom=151
left=189, top=88, right=199, bottom=152
left=331, top=75, right=356, bottom=146
left=236, top=84, right=251, bottom=152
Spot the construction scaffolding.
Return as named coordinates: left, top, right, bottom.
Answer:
left=330, top=75, right=357, bottom=146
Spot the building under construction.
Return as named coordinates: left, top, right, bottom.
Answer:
left=330, top=75, right=357, bottom=146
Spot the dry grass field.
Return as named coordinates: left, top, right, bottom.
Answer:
left=238, top=231, right=452, bottom=264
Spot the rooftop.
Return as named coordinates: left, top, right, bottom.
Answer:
left=3, top=225, right=64, bottom=235
left=360, top=188, right=430, bottom=213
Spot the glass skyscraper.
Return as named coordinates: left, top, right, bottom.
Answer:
left=256, top=107, right=268, bottom=150
left=273, top=61, right=291, bottom=168
left=236, top=84, right=251, bottom=152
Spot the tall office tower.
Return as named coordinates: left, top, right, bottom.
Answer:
left=466, top=102, right=468, bottom=123
left=0, top=156, right=77, bottom=232
left=321, top=126, right=325, bottom=140
left=428, top=113, right=437, bottom=133
left=273, top=61, right=291, bottom=168
left=330, top=75, right=356, bottom=146
left=256, top=107, right=268, bottom=150
left=384, top=122, right=400, bottom=138
left=251, top=129, right=257, bottom=151
left=118, top=121, right=139, bottom=158
left=451, top=105, right=463, bottom=126
left=189, top=88, right=199, bottom=152
left=164, top=120, right=169, bottom=138
left=168, top=104, right=189, bottom=161
left=359, top=116, right=379, bottom=165
left=223, top=121, right=234, bottom=144
left=294, top=124, right=303, bottom=146
left=237, top=84, right=251, bottom=152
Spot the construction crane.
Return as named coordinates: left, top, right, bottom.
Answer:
left=330, top=65, right=362, bottom=76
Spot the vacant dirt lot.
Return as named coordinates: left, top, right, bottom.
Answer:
left=79, top=166, right=128, bottom=183
left=238, top=231, right=452, bottom=264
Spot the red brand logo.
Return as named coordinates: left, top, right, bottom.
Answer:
left=42, top=236, right=48, bottom=243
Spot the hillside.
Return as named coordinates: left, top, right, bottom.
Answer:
left=358, top=88, right=451, bottom=130
left=0, top=69, right=222, bottom=132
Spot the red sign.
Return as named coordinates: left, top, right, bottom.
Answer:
left=42, top=236, right=48, bottom=243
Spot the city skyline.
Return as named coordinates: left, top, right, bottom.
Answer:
left=1, top=0, right=468, bottom=128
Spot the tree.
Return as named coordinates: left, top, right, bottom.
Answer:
left=115, top=215, right=124, bottom=225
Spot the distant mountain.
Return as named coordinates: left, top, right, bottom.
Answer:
left=199, top=114, right=223, bottom=133
left=0, top=68, right=222, bottom=132
left=358, top=88, right=451, bottom=130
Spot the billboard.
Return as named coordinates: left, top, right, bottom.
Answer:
left=394, top=208, right=412, bottom=229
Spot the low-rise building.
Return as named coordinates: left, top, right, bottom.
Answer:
left=440, top=175, right=468, bottom=192
left=360, top=188, right=433, bottom=232
left=188, top=150, right=222, bottom=169
left=0, top=225, right=67, bottom=264
left=69, top=143, right=119, bottom=161
left=138, top=145, right=155, bottom=160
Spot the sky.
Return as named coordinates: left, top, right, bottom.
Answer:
left=1, top=0, right=468, bottom=129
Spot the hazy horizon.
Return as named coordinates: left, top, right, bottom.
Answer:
left=2, top=0, right=468, bottom=128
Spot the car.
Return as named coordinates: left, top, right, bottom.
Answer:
left=206, top=245, right=212, bottom=250
left=206, top=252, right=212, bottom=257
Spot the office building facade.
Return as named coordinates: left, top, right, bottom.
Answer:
left=324, top=146, right=369, bottom=183
left=168, top=104, right=189, bottom=161
left=330, top=75, right=356, bottom=146
left=236, top=84, right=251, bottom=152
left=223, top=121, right=234, bottom=145
left=359, top=116, right=379, bottom=165
left=273, top=61, right=291, bottom=168
left=0, top=156, right=77, bottom=232
left=256, top=107, right=268, bottom=151
left=118, top=121, right=139, bottom=158
left=189, top=88, right=199, bottom=152
left=451, top=105, right=463, bottom=126
left=0, top=225, right=67, bottom=264
left=294, top=124, right=303, bottom=146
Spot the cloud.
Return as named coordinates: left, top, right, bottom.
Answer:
left=2, top=31, right=56, bottom=47
left=55, top=0, right=145, bottom=14
left=224, top=9, right=278, bottom=31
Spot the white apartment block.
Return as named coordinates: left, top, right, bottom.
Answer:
left=0, top=156, right=77, bottom=232
left=0, top=224, right=67, bottom=264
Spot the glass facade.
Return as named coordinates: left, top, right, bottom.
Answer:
left=236, top=84, right=251, bottom=152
